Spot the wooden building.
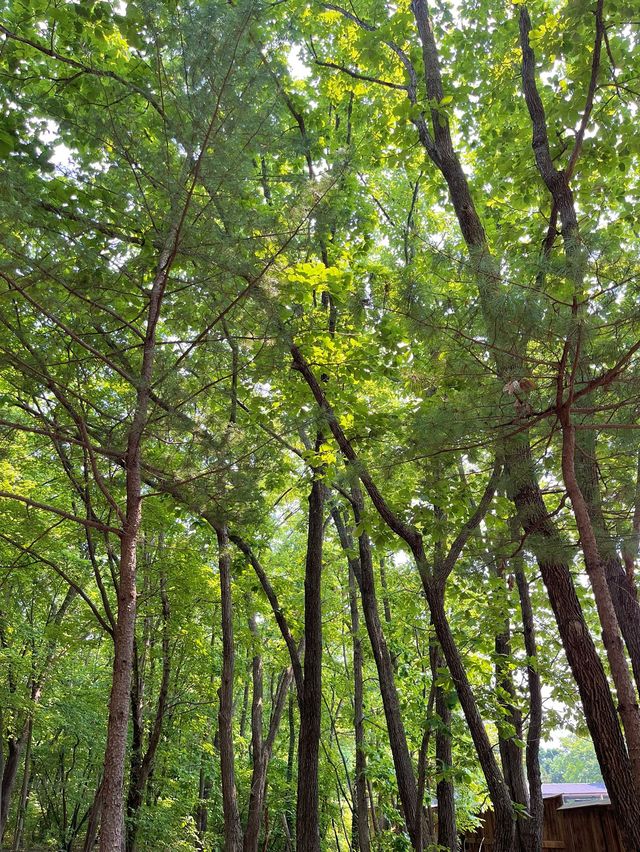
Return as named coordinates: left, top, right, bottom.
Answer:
left=462, top=784, right=621, bottom=852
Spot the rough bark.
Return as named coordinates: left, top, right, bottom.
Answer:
left=575, top=427, right=640, bottom=687
left=243, top=612, right=265, bottom=852
left=504, top=434, right=640, bottom=849
left=296, top=474, right=325, bottom=852
left=348, top=559, right=370, bottom=852
left=99, top=220, right=176, bottom=852
left=511, top=518, right=543, bottom=852
left=10, top=717, right=32, bottom=852
left=425, top=581, right=514, bottom=852
left=217, top=524, right=243, bottom=852
left=126, top=577, right=171, bottom=852
left=559, top=406, right=640, bottom=788
left=493, top=564, right=536, bottom=852
left=100, top=509, right=140, bottom=852
left=332, top=507, right=421, bottom=847
left=429, top=645, right=456, bottom=852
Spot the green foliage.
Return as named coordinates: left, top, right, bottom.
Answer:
left=540, top=735, right=604, bottom=784
left=0, top=0, right=638, bottom=847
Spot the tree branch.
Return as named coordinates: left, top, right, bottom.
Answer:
left=0, top=25, right=165, bottom=117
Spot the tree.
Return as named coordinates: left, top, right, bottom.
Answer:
left=1, top=1, right=640, bottom=850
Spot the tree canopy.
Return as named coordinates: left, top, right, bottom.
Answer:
left=0, top=0, right=639, bottom=850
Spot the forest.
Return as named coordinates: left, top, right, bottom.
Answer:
left=0, top=0, right=639, bottom=849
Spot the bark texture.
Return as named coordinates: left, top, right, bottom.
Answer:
left=332, top=507, right=421, bottom=847
left=217, top=524, right=243, bottom=852
left=296, top=474, right=325, bottom=852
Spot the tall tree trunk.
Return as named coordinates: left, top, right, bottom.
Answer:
left=379, top=560, right=393, bottom=627
left=296, top=473, right=325, bottom=852
left=244, top=665, right=294, bottom=852
left=11, top=717, right=32, bottom=852
left=217, top=524, right=243, bottom=852
left=292, top=349, right=510, bottom=849
left=332, top=508, right=421, bottom=847
left=99, top=201, right=178, bottom=852
left=429, top=644, right=456, bottom=852
left=286, top=688, right=296, bottom=843
left=244, top=612, right=265, bottom=852
left=126, top=641, right=144, bottom=852
left=504, top=434, right=640, bottom=849
left=239, top=678, right=251, bottom=743
left=81, top=780, right=102, bottom=852
left=243, top=616, right=293, bottom=852
left=408, top=0, right=640, bottom=833
left=575, top=426, right=640, bottom=687
left=349, top=562, right=369, bottom=852
left=196, top=610, right=219, bottom=850
left=511, top=519, right=543, bottom=852
left=1, top=737, right=27, bottom=840
left=558, top=406, right=640, bottom=787
left=101, top=499, right=141, bottom=852
left=126, top=577, right=171, bottom=852
left=195, top=758, right=212, bottom=850
left=424, top=580, right=514, bottom=852
left=517, top=8, right=640, bottom=832
left=492, top=563, right=536, bottom=852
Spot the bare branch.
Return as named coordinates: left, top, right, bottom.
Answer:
left=313, top=56, right=408, bottom=91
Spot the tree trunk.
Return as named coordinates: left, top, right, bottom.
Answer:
left=559, top=407, right=640, bottom=788
left=82, top=780, right=102, bottom=852
left=296, top=474, right=325, bottom=852
left=244, top=616, right=295, bottom=852
left=575, top=426, right=640, bottom=687
left=516, top=10, right=640, bottom=832
left=126, top=641, right=144, bottom=852
left=429, top=645, right=456, bottom=852
left=239, top=678, right=251, bottom=743
left=1, top=737, right=26, bottom=841
left=504, top=433, right=640, bottom=849
left=424, top=580, right=514, bottom=852
left=196, top=609, right=220, bottom=850
left=349, top=562, right=369, bottom=852
left=332, top=508, right=421, bottom=847
left=386, top=3, right=640, bottom=840
left=98, top=208, right=176, bottom=852
left=100, top=499, right=140, bottom=852
left=512, top=519, right=543, bottom=852
left=126, top=576, right=171, bottom=852
left=217, top=524, right=243, bottom=852
left=622, top=450, right=640, bottom=590
left=493, top=566, right=536, bottom=852
left=11, top=717, right=32, bottom=852
left=195, top=757, right=212, bottom=850
left=244, top=611, right=265, bottom=852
